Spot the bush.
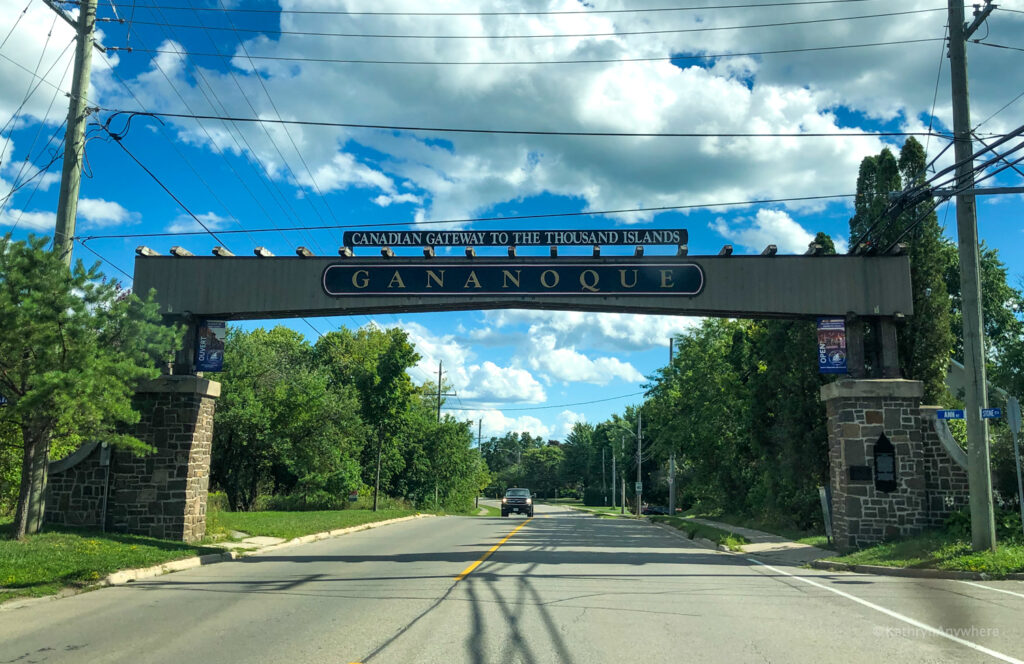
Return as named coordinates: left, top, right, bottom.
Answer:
left=945, top=505, right=1024, bottom=543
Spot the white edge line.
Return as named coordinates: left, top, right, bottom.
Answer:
left=746, top=557, right=1024, bottom=664
left=959, top=580, right=1024, bottom=601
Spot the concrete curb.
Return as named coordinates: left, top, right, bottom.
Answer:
left=809, top=559, right=1024, bottom=581
left=0, top=513, right=435, bottom=611
left=250, top=513, right=434, bottom=555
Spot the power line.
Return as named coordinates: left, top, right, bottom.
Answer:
left=106, top=8, right=946, bottom=40
left=95, top=120, right=229, bottom=246
left=972, top=40, right=1024, bottom=54
left=76, top=192, right=856, bottom=240
left=76, top=238, right=133, bottom=279
left=99, top=110, right=956, bottom=139
left=107, top=37, right=945, bottom=67
left=445, top=392, right=645, bottom=413
left=84, top=0, right=884, bottom=16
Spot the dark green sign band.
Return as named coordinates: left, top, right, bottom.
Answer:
left=322, top=262, right=704, bottom=297
left=343, top=229, right=686, bottom=247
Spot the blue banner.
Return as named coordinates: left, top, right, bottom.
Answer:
left=982, top=408, right=1002, bottom=419
left=936, top=409, right=965, bottom=420
left=195, top=320, right=227, bottom=372
left=817, top=318, right=847, bottom=374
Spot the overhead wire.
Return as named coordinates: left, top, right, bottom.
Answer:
left=106, top=8, right=948, bottom=40
left=119, top=5, right=322, bottom=252
left=78, top=0, right=887, bottom=16
left=76, top=192, right=857, bottom=240
left=107, top=37, right=946, bottom=67
left=96, top=110, right=957, bottom=139
left=209, top=0, right=344, bottom=246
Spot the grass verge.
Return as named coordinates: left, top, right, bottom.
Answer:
left=681, top=508, right=828, bottom=548
left=0, top=521, right=220, bottom=605
left=650, top=515, right=751, bottom=552
left=823, top=531, right=1024, bottom=578
left=209, top=509, right=417, bottom=540
left=476, top=504, right=501, bottom=517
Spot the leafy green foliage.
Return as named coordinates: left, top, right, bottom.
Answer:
left=0, top=235, right=180, bottom=537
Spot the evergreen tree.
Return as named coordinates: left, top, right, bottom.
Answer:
left=849, top=139, right=954, bottom=401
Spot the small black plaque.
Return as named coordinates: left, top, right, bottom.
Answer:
left=874, top=433, right=897, bottom=492
left=849, top=465, right=873, bottom=482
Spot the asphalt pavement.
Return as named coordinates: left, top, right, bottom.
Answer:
left=3, top=502, right=1024, bottom=663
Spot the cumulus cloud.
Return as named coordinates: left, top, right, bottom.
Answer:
left=449, top=409, right=553, bottom=440
left=389, top=320, right=546, bottom=403
left=527, top=334, right=644, bottom=385
left=477, top=310, right=701, bottom=352
left=710, top=208, right=815, bottom=254
left=166, top=211, right=232, bottom=234
left=87, top=0, right=1022, bottom=227
left=0, top=207, right=54, bottom=231
left=556, top=410, right=586, bottom=439
left=77, top=198, right=140, bottom=228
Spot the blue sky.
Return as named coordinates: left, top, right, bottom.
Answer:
left=2, top=0, right=1023, bottom=440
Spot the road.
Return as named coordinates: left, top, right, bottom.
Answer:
left=3, top=502, right=1024, bottom=663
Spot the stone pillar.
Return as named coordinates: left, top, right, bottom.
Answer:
left=108, top=375, right=219, bottom=542
left=821, top=379, right=926, bottom=551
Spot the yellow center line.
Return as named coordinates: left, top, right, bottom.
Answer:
left=454, top=517, right=533, bottom=581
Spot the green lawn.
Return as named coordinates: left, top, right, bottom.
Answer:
left=209, top=509, right=417, bottom=540
left=569, top=504, right=635, bottom=517
left=650, top=515, right=752, bottom=551
left=823, top=531, right=1024, bottom=578
left=681, top=508, right=828, bottom=548
left=0, top=521, right=220, bottom=604
left=476, top=504, right=501, bottom=517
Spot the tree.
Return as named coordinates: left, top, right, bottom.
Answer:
left=314, top=326, right=420, bottom=510
left=0, top=235, right=179, bottom=539
left=522, top=445, right=564, bottom=499
left=849, top=139, right=954, bottom=401
left=210, top=326, right=365, bottom=510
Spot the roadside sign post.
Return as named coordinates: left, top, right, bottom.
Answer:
left=1008, top=397, right=1023, bottom=537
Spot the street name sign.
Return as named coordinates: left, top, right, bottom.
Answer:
left=982, top=408, right=1003, bottom=419
left=936, top=409, right=965, bottom=420
left=323, top=262, right=704, bottom=297
left=343, top=229, right=687, bottom=247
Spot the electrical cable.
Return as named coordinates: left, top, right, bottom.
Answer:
left=972, top=41, right=1024, bottom=53
left=76, top=238, right=133, bottom=279
left=82, top=0, right=885, bottom=17
left=96, top=110, right=955, bottom=139
left=108, top=8, right=948, bottom=40
left=95, top=119, right=229, bottom=246
left=75, top=192, right=856, bottom=240
left=107, top=37, right=946, bottom=67
left=446, top=392, right=644, bottom=412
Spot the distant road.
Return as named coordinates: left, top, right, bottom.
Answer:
left=3, top=503, right=1024, bottom=663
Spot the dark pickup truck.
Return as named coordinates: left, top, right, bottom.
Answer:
left=501, top=487, right=534, bottom=517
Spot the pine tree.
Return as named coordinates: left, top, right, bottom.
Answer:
left=848, top=139, right=954, bottom=402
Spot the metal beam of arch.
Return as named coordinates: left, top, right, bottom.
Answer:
left=132, top=254, right=912, bottom=322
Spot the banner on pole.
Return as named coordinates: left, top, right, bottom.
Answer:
left=817, top=318, right=847, bottom=374
left=195, top=320, right=227, bottom=372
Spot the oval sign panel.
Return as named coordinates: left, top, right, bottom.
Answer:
left=322, top=262, right=704, bottom=297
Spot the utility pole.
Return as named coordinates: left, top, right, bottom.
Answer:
left=435, top=360, right=456, bottom=422
left=436, top=360, right=443, bottom=422
left=636, top=410, right=642, bottom=517
left=602, top=447, right=607, bottom=504
left=668, top=338, right=676, bottom=516
left=476, top=419, right=482, bottom=508
left=52, top=0, right=98, bottom=265
left=948, top=0, right=997, bottom=552
left=606, top=440, right=614, bottom=508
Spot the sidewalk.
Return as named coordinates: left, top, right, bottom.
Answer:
left=688, top=517, right=837, bottom=565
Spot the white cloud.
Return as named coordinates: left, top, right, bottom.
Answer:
left=556, top=410, right=586, bottom=439
left=478, top=310, right=701, bottom=352
left=710, top=208, right=815, bottom=254
left=77, top=198, right=140, bottom=228
left=0, top=207, right=54, bottom=231
left=449, top=408, right=553, bottom=440
left=527, top=334, right=644, bottom=385
left=166, top=211, right=232, bottom=234
left=386, top=320, right=545, bottom=403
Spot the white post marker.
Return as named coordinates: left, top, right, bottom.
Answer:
left=1008, top=397, right=1023, bottom=537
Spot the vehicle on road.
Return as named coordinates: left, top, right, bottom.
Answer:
left=501, top=487, right=534, bottom=517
